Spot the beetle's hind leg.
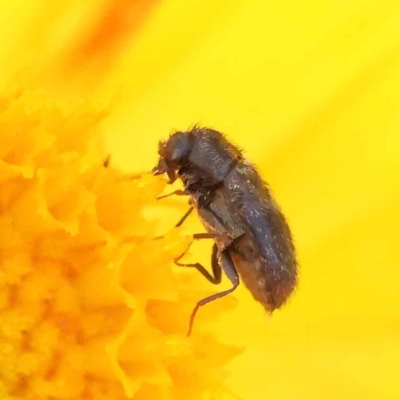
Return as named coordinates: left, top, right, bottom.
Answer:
left=175, top=243, right=222, bottom=285
left=172, top=232, right=231, bottom=268
left=186, top=247, right=239, bottom=336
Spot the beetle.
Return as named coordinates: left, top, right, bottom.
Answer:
left=153, top=126, right=298, bottom=335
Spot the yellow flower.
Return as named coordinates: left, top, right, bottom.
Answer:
left=1, top=1, right=400, bottom=400
left=0, top=89, right=241, bottom=399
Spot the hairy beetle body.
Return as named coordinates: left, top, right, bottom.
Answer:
left=154, top=126, right=298, bottom=333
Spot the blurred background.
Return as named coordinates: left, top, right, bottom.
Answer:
left=1, top=0, right=400, bottom=399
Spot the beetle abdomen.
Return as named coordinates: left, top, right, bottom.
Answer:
left=230, top=234, right=297, bottom=311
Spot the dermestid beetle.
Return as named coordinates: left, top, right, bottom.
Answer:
left=153, top=126, right=298, bottom=335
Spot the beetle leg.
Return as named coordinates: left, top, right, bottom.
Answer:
left=186, top=248, right=240, bottom=336
left=175, top=243, right=222, bottom=285
left=173, top=232, right=232, bottom=263
left=156, top=190, right=192, bottom=228
left=193, top=232, right=234, bottom=249
left=192, top=233, right=221, bottom=239
left=156, top=189, right=187, bottom=200
left=172, top=233, right=222, bottom=263
left=175, top=207, right=194, bottom=228
left=154, top=207, right=195, bottom=240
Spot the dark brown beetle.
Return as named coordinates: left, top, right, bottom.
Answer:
left=153, top=126, right=298, bottom=335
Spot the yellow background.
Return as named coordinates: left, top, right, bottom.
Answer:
left=1, top=0, right=400, bottom=399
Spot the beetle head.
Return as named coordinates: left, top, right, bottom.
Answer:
left=153, top=131, right=193, bottom=183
